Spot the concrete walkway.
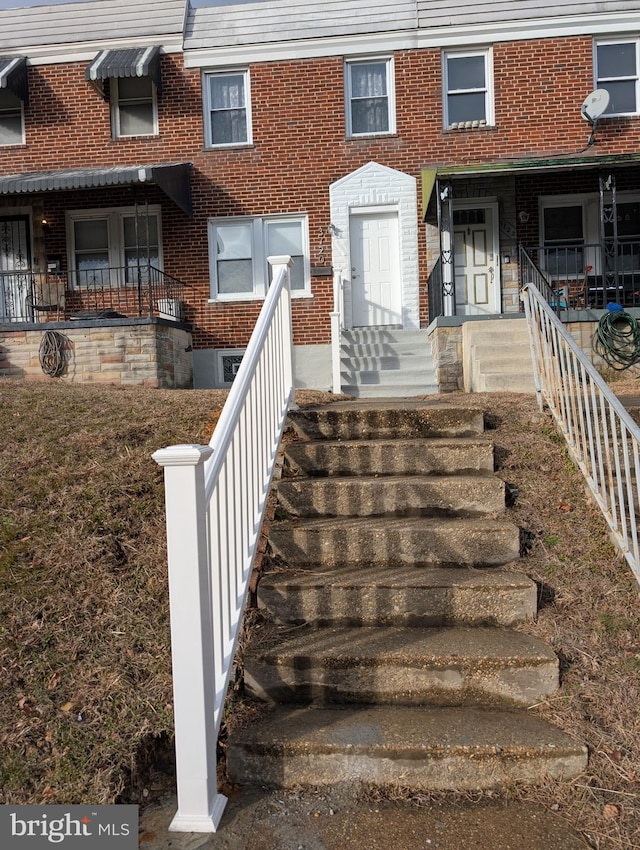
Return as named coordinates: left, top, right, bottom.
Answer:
left=139, top=786, right=590, bottom=850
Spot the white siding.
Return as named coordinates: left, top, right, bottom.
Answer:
left=0, top=0, right=186, bottom=55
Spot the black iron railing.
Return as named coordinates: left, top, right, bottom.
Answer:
left=524, top=243, right=640, bottom=310
left=0, top=265, right=188, bottom=324
left=427, top=257, right=444, bottom=321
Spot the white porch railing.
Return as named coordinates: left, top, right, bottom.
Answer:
left=152, top=256, right=294, bottom=832
left=522, top=271, right=640, bottom=587
left=330, top=269, right=344, bottom=394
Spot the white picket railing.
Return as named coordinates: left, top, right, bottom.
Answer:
left=521, top=270, right=640, bottom=587
left=152, top=256, right=294, bottom=832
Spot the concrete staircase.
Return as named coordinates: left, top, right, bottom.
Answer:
left=340, top=328, right=438, bottom=398
left=463, top=318, right=536, bottom=393
left=228, top=400, right=587, bottom=792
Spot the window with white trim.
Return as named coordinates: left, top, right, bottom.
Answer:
left=443, top=49, right=493, bottom=129
left=67, top=206, right=162, bottom=287
left=345, top=58, right=395, bottom=137
left=0, top=88, right=23, bottom=145
left=208, top=215, right=310, bottom=300
left=596, top=40, right=640, bottom=116
left=204, top=70, right=251, bottom=147
left=111, top=76, right=157, bottom=137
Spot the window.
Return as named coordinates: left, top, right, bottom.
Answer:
left=542, top=204, right=585, bottom=276
left=204, top=70, right=251, bottom=147
left=345, top=58, right=394, bottom=137
left=68, top=207, right=162, bottom=287
left=443, top=49, right=493, bottom=128
left=0, top=88, right=23, bottom=145
left=112, top=76, right=157, bottom=137
left=209, top=215, right=309, bottom=300
left=596, top=40, right=640, bottom=116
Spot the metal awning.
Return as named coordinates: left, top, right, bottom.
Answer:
left=422, top=151, right=640, bottom=219
left=85, top=46, right=162, bottom=98
left=0, top=162, right=193, bottom=216
left=0, top=56, right=28, bottom=104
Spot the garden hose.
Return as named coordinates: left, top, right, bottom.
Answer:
left=592, top=307, right=640, bottom=371
left=39, top=330, right=69, bottom=377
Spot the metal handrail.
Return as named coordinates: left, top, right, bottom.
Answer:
left=0, top=265, right=188, bottom=323
left=152, top=256, right=294, bottom=833
left=521, top=260, right=640, bottom=587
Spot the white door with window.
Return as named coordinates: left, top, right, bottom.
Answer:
left=454, top=205, right=500, bottom=315
left=350, top=211, right=402, bottom=327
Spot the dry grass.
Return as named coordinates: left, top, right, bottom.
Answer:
left=2, top=378, right=640, bottom=849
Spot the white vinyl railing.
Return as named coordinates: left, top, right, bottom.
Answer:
left=152, top=256, right=294, bottom=832
left=522, top=271, right=640, bottom=587
left=330, top=269, right=344, bottom=394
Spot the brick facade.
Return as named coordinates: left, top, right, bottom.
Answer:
left=2, top=7, right=640, bottom=387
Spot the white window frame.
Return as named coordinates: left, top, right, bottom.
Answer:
left=110, top=76, right=158, bottom=138
left=208, top=214, right=311, bottom=302
left=595, top=39, right=640, bottom=117
left=0, top=88, right=24, bottom=146
left=443, top=48, right=494, bottom=129
left=345, top=56, right=395, bottom=138
left=203, top=68, right=252, bottom=148
left=66, top=205, right=163, bottom=288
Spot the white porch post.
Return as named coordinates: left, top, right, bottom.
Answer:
left=151, top=443, right=227, bottom=833
left=330, top=269, right=343, bottom=394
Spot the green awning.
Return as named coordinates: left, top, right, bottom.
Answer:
left=421, top=168, right=437, bottom=218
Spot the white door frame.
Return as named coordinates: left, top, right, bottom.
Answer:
left=453, top=199, right=501, bottom=315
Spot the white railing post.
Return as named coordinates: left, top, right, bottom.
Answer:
left=151, top=443, right=228, bottom=833
left=330, top=269, right=343, bottom=394
left=267, top=255, right=294, bottom=404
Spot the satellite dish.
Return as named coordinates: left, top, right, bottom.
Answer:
left=581, top=89, right=610, bottom=123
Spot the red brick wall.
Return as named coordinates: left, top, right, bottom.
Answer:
left=6, top=36, right=640, bottom=350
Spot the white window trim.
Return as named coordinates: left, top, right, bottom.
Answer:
left=203, top=68, right=252, bottom=148
left=345, top=56, right=396, bottom=138
left=0, top=95, right=25, bottom=146
left=208, top=214, right=311, bottom=302
left=110, top=77, right=158, bottom=138
left=595, top=38, right=640, bottom=117
left=442, top=47, right=494, bottom=130
left=66, top=205, right=163, bottom=287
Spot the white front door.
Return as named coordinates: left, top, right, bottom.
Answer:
left=453, top=205, right=500, bottom=316
left=0, top=216, right=32, bottom=322
left=350, top=211, right=402, bottom=327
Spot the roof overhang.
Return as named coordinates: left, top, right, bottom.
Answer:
left=85, top=46, right=162, bottom=99
left=0, top=56, right=28, bottom=104
left=422, top=151, right=640, bottom=219
left=0, top=163, right=193, bottom=216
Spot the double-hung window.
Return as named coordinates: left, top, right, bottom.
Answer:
left=0, top=88, right=23, bottom=145
left=595, top=40, right=640, bottom=116
left=209, top=215, right=309, bottom=300
left=68, top=207, right=161, bottom=287
left=541, top=203, right=585, bottom=277
left=443, top=49, right=493, bottom=129
left=111, top=76, right=157, bottom=137
left=204, top=70, right=251, bottom=147
left=345, top=58, right=395, bottom=137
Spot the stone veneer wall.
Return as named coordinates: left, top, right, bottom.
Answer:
left=0, top=319, right=193, bottom=388
left=429, top=324, right=464, bottom=392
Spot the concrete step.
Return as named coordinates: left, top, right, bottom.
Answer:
left=342, top=328, right=430, bottom=346
left=480, top=372, right=536, bottom=393
left=227, top=704, right=589, bottom=791
left=268, top=515, right=521, bottom=568
left=341, top=382, right=440, bottom=399
left=341, top=368, right=437, bottom=386
left=257, top=565, right=538, bottom=628
left=276, top=473, right=506, bottom=518
left=340, top=352, right=432, bottom=370
left=287, top=402, right=485, bottom=441
left=244, top=625, right=558, bottom=708
left=284, top=437, right=495, bottom=478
